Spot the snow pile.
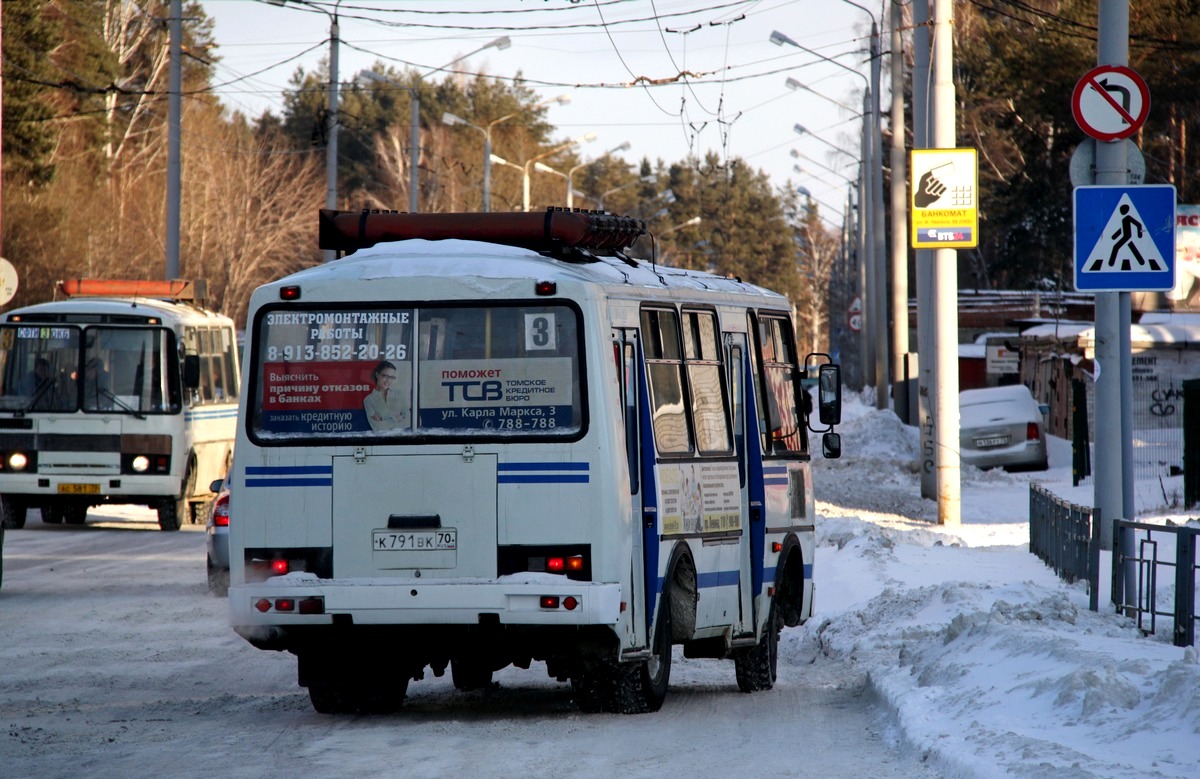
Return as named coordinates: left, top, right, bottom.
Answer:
left=804, top=393, right=1200, bottom=778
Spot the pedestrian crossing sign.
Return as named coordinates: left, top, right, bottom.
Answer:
left=1074, top=185, right=1176, bottom=291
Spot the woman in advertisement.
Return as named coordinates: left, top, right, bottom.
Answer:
left=363, top=360, right=408, bottom=431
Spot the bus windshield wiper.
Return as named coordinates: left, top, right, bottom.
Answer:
left=19, top=379, right=57, bottom=415
left=96, top=385, right=147, bottom=419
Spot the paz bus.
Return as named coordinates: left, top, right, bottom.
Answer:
left=228, top=209, right=842, bottom=714
left=0, top=279, right=239, bottom=531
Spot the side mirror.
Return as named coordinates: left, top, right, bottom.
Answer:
left=209, top=479, right=224, bottom=494
left=1038, top=403, right=1050, bottom=416
left=183, top=354, right=200, bottom=389
left=818, top=363, right=841, bottom=426
left=822, top=432, right=841, bottom=459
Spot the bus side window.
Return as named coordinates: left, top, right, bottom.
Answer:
left=682, top=310, right=731, bottom=454
left=220, top=327, right=239, bottom=401
left=728, top=343, right=745, bottom=485
left=640, top=308, right=692, bottom=455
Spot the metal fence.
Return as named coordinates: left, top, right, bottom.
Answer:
left=1111, top=520, right=1199, bottom=647
left=1028, top=483, right=1100, bottom=611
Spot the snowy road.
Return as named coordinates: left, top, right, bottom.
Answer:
left=1, top=512, right=938, bottom=779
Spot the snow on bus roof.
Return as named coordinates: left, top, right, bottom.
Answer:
left=274, top=238, right=786, bottom=301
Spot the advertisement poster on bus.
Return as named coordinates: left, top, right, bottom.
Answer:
left=659, top=461, right=741, bottom=535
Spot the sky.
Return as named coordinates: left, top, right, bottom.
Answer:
left=3, top=390, right=1199, bottom=777
left=199, top=0, right=878, bottom=220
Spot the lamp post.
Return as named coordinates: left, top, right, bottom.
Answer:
left=442, top=93, right=571, bottom=212
left=771, top=27, right=887, bottom=409
left=360, top=36, right=510, bottom=213
left=653, top=216, right=701, bottom=266
left=597, top=174, right=656, bottom=212
left=491, top=132, right=596, bottom=212
left=565, top=141, right=629, bottom=208
left=785, top=77, right=858, bottom=114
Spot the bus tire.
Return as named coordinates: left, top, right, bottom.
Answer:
left=159, top=459, right=196, bottom=532
left=64, top=504, right=87, bottom=525
left=307, top=671, right=407, bottom=715
left=42, top=504, right=65, bottom=524
left=612, top=581, right=672, bottom=714
left=734, top=601, right=779, bottom=693
left=1, top=497, right=26, bottom=529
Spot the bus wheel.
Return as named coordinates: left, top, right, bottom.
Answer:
left=64, top=504, right=88, bottom=525
left=307, top=669, right=407, bottom=714
left=451, top=658, right=494, bottom=691
left=734, top=602, right=780, bottom=693
left=158, top=461, right=196, bottom=532
left=42, top=504, right=65, bottom=524
left=612, top=584, right=673, bottom=714
left=1, top=497, right=26, bottom=529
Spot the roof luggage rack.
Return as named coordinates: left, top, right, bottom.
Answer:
left=319, top=208, right=645, bottom=256
left=57, top=278, right=207, bottom=303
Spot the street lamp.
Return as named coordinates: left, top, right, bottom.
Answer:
left=785, top=77, right=858, bottom=114
left=491, top=132, right=596, bottom=212
left=653, top=216, right=702, bottom=266
left=597, top=174, right=656, bottom=212
left=794, top=123, right=854, bottom=159
left=442, top=93, right=571, bottom=212
left=359, top=35, right=510, bottom=213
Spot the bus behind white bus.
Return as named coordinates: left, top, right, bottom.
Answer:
left=228, top=210, right=841, bottom=714
left=0, top=279, right=239, bottom=531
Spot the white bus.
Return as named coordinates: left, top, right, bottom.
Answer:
left=228, top=210, right=841, bottom=714
left=0, top=279, right=240, bottom=531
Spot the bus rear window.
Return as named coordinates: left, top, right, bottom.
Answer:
left=250, top=304, right=582, bottom=441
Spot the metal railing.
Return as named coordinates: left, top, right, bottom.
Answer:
left=1111, top=520, right=1199, bottom=647
left=1028, top=483, right=1100, bottom=611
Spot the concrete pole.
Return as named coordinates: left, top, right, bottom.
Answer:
left=914, top=0, right=936, bottom=499
left=861, top=92, right=876, bottom=391
left=410, top=89, right=420, bottom=212
left=1093, top=1, right=1133, bottom=562
left=166, top=0, right=181, bottom=280
left=324, top=12, right=339, bottom=262
left=889, top=3, right=910, bottom=422
left=870, top=25, right=889, bottom=411
left=932, top=0, right=960, bottom=525
left=483, top=133, right=492, bottom=213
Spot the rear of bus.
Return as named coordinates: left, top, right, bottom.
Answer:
left=228, top=238, right=633, bottom=711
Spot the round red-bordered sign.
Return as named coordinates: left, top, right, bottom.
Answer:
left=1072, top=65, right=1150, bottom=142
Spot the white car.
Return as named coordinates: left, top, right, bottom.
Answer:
left=959, top=385, right=1049, bottom=472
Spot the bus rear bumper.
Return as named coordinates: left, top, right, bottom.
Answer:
left=229, top=576, right=623, bottom=644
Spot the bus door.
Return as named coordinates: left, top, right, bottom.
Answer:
left=615, top=327, right=650, bottom=648
left=725, top=333, right=757, bottom=634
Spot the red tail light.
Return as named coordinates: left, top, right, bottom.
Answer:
left=271, top=559, right=290, bottom=575
left=1026, top=422, right=1040, bottom=441
left=212, top=493, right=230, bottom=527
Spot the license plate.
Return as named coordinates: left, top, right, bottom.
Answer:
left=372, top=529, right=457, bottom=551
left=58, top=483, right=100, bottom=494
left=974, top=436, right=1009, bottom=448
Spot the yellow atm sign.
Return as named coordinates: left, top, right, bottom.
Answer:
left=910, top=148, right=979, bottom=249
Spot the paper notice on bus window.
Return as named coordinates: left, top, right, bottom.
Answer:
left=418, top=358, right=575, bottom=431
left=659, top=461, right=741, bottom=536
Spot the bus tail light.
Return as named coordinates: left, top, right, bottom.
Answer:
left=500, top=545, right=591, bottom=581
left=271, top=559, right=290, bottom=575
left=539, top=595, right=581, bottom=611
left=543, top=554, right=586, bottom=575
left=251, top=596, right=325, bottom=614
left=540, top=596, right=560, bottom=609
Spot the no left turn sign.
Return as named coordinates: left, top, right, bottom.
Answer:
left=1072, top=65, right=1150, bottom=142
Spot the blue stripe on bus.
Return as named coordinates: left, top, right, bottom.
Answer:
left=763, top=477, right=789, bottom=486
left=246, top=466, right=333, bottom=475
left=761, top=564, right=814, bottom=583
left=498, top=462, right=589, bottom=471
left=245, top=478, right=333, bottom=488
left=695, top=569, right=741, bottom=589
left=497, top=474, right=590, bottom=484
left=763, top=465, right=788, bottom=474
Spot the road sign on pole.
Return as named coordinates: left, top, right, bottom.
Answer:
left=910, top=148, right=978, bottom=249
left=1072, top=65, right=1150, bottom=142
left=1073, top=184, right=1176, bottom=291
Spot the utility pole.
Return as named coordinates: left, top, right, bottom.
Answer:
left=931, top=0, right=960, bottom=525
left=869, top=24, right=889, bottom=411
left=889, top=2, right=909, bottom=422
left=913, top=1, right=937, bottom=500
left=166, top=0, right=182, bottom=280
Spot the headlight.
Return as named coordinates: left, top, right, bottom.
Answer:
left=131, top=455, right=150, bottom=473
left=8, top=452, right=28, bottom=471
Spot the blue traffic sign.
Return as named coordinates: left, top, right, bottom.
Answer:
left=1074, top=185, right=1176, bottom=292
